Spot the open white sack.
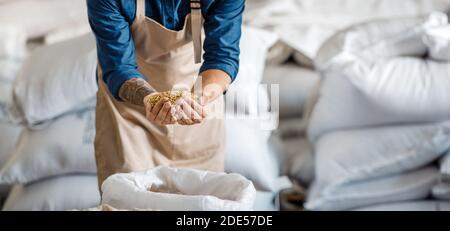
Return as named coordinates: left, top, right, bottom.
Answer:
left=101, top=166, right=256, bottom=211
left=309, top=14, right=450, bottom=141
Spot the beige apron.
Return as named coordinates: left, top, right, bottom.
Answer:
left=95, top=0, right=225, bottom=186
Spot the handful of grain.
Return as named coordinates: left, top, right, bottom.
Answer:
left=148, top=91, right=198, bottom=107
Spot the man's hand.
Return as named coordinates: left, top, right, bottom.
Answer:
left=170, top=69, right=230, bottom=126
left=119, top=78, right=177, bottom=125
left=143, top=93, right=177, bottom=125
left=173, top=92, right=206, bottom=125
left=195, top=69, right=231, bottom=106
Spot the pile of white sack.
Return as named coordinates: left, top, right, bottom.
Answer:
left=245, top=0, right=450, bottom=67
left=0, top=25, right=26, bottom=204
left=0, top=32, right=100, bottom=211
left=306, top=12, right=450, bottom=211
left=0, top=25, right=289, bottom=211
left=245, top=1, right=450, bottom=195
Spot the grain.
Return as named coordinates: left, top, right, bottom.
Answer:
left=148, top=91, right=198, bottom=107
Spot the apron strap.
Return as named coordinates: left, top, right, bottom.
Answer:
left=190, top=0, right=203, bottom=64
left=136, top=0, right=146, bottom=22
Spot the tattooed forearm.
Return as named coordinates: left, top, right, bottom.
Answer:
left=119, top=78, right=155, bottom=106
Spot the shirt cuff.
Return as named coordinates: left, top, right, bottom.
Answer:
left=199, top=62, right=239, bottom=83
left=104, top=69, right=144, bottom=101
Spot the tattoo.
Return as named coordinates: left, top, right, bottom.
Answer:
left=119, top=78, right=155, bottom=106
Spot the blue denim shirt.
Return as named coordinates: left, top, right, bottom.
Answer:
left=87, top=0, right=244, bottom=100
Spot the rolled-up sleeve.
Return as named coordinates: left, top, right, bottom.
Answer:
left=87, top=0, right=143, bottom=100
left=200, top=0, right=244, bottom=82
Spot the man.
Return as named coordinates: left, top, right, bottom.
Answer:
left=87, top=0, right=244, bottom=186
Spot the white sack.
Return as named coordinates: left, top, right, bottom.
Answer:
left=278, top=118, right=305, bottom=138
left=254, top=191, right=276, bottom=211
left=223, top=27, right=281, bottom=192
left=432, top=182, right=450, bottom=200
left=0, top=122, right=21, bottom=168
left=0, top=83, right=13, bottom=122
left=310, top=58, right=450, bottom=141
left=0, top=25, right=26, bottom=60
left=225, top=26, right=277, bottom=118
left=266, top=41, right=294, bottom=65
left=309, top=15, right=450, bottom=141
left=433, top=151, right=450, bottom=200
left=225, top=118, right=280, bottom=191
left=354, top=200, right=450, bottom=211
left=309, top=66, right=449, bottom=141
left=12, top=33, right=98, bottom=127
left=306, top=167, right=439, bottom=211
left=441, top=151, right=450, bottom=176
left=0, top=110, right=96, bottom=184
left=2, top=175, right=100, bottom=211
left=0, top=60, right=23, bottom=84
left=424, top=25, right=450, bottom=61
left=101, top=166, right=256, bottom=211
left=313, top=123, right=450, bottom=192
left=231, top=26, right=278, bottom=86
left=0, top=0, right=89, bottom=40
left=315, top=14, right=448, bottom=70
left=0, top=184, right=11, bottom=203
left=282, top=136, right=314, bottom=186
left=0, top=25, right=26, bottom=83
left=245, top=0, right=450, bottom=62
left=262, top=64, right=320, bottom=119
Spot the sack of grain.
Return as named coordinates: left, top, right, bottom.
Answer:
left=101, top=166, right=256, bottom=211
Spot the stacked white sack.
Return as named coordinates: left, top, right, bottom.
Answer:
left=0, top=110, right=96, bottom=185
left=244, top=0, right=450, bottom=66
left=306, top=13, right=450, bottom=210
left=309, top=13, right=450, bottom=141
left=306, top=123, right=450, bottom=211
left=1, top=33, right=98, bottom=211
left=0, top=25, right=26, bottom=122
left=0, top=25, right=26, bottom=203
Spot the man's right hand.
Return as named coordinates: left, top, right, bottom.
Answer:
left=143, top=93, right=177, bottom=125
